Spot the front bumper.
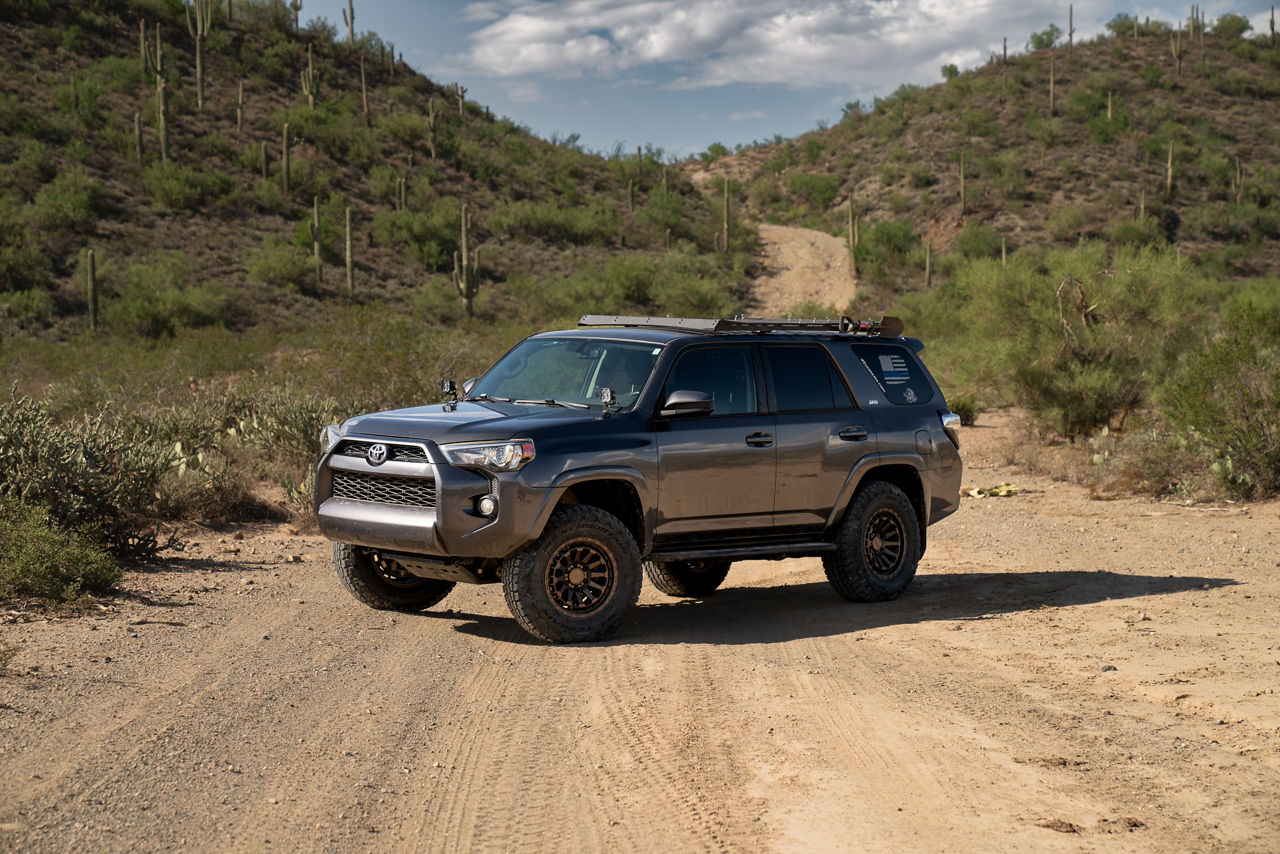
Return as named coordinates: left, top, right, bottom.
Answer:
left=314, top=438, right=549, bottom=559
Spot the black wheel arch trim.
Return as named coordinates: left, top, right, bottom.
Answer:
left=524, top=466, right=652, bottom=554
left=826, top=452, right=931, bottom=535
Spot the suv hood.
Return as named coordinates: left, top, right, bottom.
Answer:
left=341, top=401, right=600, bottom=444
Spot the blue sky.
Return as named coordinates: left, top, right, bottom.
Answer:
left=315, top=1, right=1275, bottom=159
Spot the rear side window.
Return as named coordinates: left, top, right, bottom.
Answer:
left=665, top=346, right=757, bottom=415
left=765, top=346, right=854, bottom=411
left=852, top=343, right=934, bottom=406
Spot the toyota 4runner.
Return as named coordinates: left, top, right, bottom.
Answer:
left=316, top=315, right=962, bottom=643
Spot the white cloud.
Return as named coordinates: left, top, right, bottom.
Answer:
left=504, top=80, right=546, bottom=102
left=729, top=110, right=767, bottom=120
left=451, top=0, right=1130, bottom=91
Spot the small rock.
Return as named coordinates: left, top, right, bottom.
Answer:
left=240, top=578, right=254, bottom=586
left=233, top=532, right=245, bottom=540
left=1101, top=664, right=1118, bottom=673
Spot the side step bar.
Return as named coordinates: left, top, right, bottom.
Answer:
left=649, top=542, right=836, bottom=563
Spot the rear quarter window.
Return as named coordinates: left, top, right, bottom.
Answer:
left=852, top=343, right=934, bottom=406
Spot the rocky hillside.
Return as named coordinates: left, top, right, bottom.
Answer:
left=0, top=0, right=748, bottom=340
left=697, top=15, right=1280, bottom=294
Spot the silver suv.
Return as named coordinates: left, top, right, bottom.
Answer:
left=316, top=315, right=962, bottom=643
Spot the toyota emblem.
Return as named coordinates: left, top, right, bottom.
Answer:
left=366, top=443, right=388, bottom=465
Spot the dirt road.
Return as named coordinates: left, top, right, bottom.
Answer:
left=2, top=412, right=1278, bottom=852
left=750, top=224, right=854, bottom=317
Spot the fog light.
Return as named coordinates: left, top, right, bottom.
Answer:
left=477, top=495, right=498, bottom=517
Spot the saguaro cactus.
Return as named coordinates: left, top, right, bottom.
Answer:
left=289, top=0, right=301, bottom=31
left=453, top=203, right=480, bottom=317
left=359, top=56, right=369, bottom=125
left=185, top=0, right=214, bottom=111
left=134, top=111, right=143, bottom=160
left=309, top=195, right=322, bottom=287
left=300, top=43, right=318, bottom=107
left=157, top=79, right=170, bottom=163
left=1048, top=55, right=1056, bottom=116
left=345, top=206, right=354, bottom=294
left=424, top=98, right=438, bottom=159
left=86, top=249, right=98, bottom=331
left=720, top=181, right=730, bottom=253
left=959, top=152, right=967, bottom=214
left=282, top=123, right=291, bottom=194
left=1166, top=141, right=1175, bottom=195
left=342, top=0, right=355, bottom=45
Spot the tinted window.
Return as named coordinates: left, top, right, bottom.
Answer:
left=666, top=347, right=757, bottom=415
left=766, top=346, right=852, bottom=411
left=852, top=343, right=934, bottom=405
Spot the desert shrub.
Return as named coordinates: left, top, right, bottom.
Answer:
left=787, top=173, right=839, bottom=209
left=866, top=218, right=917, bottom=259
left=229, top=383, right=343, bottom=468
left=24, top=165, right=101, bottom=236
left=1211, top=13, right=1251, bottom=41
left=104, top=253, right=230, bottom=337
left=941, top=63, right=959, bottom=81
left=1028, top=23, right=1061, bottom=50
left=954, top=222, right=1003, bottom=258
left=958, top=107, right=998, bottom=137
left=978, top=154, right=1028, bottom=197
left=700, top=142, right=730, bottom=164
left=1163, top=307, right=1280, bottom=495
left=906, top=163, right=935, bottom=188
left=370, top=202, right=462, bottom=271
left=639, top=188, right=689, bottom=240
left=487, top=198, right=617, bottom=245
left=0, top=286, right=55, bottom=326
left=0, top=497, right=121, bottom=604
left=947, top=391, right=978, bottom=425
left=957, top=244, right=1208, bottom=436
left=142, top=163, right=234, bottom=210
left=0, top=392, right=171, bottom=559
left=1, top=139, right=57, bottom=196
left=747, top=176, right=782, bottom=209
left=1047, top=205, right=1090, bottom=241
left=248, top=237, right=319, bottom=289
left=1105, top=215, right=1167, bottom=248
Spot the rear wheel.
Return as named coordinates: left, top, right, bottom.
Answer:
left=502, top=505, right=642, bottom=643
left=643, top=559, right=731, bottom=597
left=823, top=481, right=921, bottom=602
left=333, top=542, right=455, bottom=611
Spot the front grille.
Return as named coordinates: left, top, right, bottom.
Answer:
left=330, top=471, right=437, bottom=508
left=335, top=440, right=429, bottom=464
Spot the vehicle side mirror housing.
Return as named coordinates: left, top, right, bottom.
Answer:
left=462, top=377, right=479, bottom=395
left=659, top=389, right=713, bottom=418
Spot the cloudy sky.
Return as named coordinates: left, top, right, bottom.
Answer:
left=317, top=1, right=1274, bottom=158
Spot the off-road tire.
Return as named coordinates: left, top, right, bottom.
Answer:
left=823, top=481, right=921, bottom=602
left=643, top=559, right=731, bottom=597
left=502, top=505, right=642, bottom=643
left=333, top=542, right=455, bottom=611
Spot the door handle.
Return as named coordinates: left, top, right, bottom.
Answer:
left=839, top=426, right=870, bottom=441
left=745, top=432, right=774, bottom=447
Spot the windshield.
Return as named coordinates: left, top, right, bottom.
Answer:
left=469, top=337, right=663, bottom=408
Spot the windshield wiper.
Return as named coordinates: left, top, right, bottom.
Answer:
left=462, top=393, right=512, bottom=403
left=514, top=398, right=590, bottom=410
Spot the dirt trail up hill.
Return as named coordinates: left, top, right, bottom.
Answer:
left=749, top=224, right=856, bottom=317
left=2, top=411, right=1279, bottom=852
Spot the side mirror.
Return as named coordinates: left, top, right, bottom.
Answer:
left=462, top=377, right=479, bottom=395
left=659, top=389, right=713, bottom=418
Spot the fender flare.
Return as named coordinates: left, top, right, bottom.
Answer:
left=524, top=466, right=651, bottom=550
left=826, top=452, right=931, bottom=530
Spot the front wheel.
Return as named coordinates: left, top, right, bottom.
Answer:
left=822, top=481, right=921, bottom=602
left=333, top=542, right=456, bottom=611
left=502, top=505, right=642, bottom=643
left=643, top=559, right=730, bottom=597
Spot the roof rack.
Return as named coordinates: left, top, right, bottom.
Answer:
left=578, top=315, right=905, bottom=338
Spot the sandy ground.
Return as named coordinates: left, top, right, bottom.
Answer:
left=1, top=411, right=1278, bottom=853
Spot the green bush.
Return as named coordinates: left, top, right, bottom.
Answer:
left=1210, top=13, right=1251, bottom=41
left=487, top=198, right=618, bottom=246
left=0, top=286, right=55, bottom=325
left=248, top=237, right=319, bottom=289
left=25, top=165, right=101, bottom=236
left=104, top=253, right=230, bottom=337
left=1028, top=23, right=1061, bottom=50
left=1163, top=307, right=1280, bottom=494
left=954, top=222, right=1003, bottom=258
left=956, top=244, right=1208, bottom=436
left=142, top=163, right=234, bottom=210
left=0, top=497, right=121, bottom=604
left=370, top=202, right=461, bottom=271
left=786, top=173, right=839, bottom=209
left=0, top=392, right=171, bottom=559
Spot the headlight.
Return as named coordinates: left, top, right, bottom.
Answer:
left=320, top=424, right=342, bottom=454
left=441, top=439, right=535, bottom=472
